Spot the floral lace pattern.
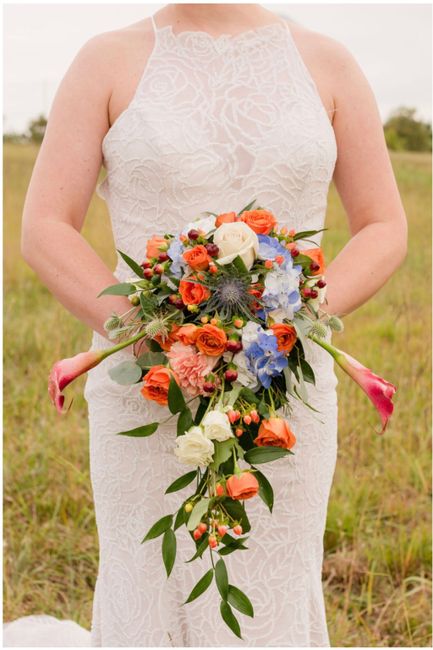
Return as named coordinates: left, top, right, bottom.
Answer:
left=88, top=15, right=339, bottom=648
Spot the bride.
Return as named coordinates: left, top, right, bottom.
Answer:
left=5, top=3, right=407, bottom=647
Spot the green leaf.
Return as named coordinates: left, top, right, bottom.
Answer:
left=183, top=569, right=214, bottom=604
left=244, top=447, right=292, bottom=464
left=194, top=398, right=209, bottom=425
left=117, top=249, right=145, bottom=278
left=142, top=514, right=173, bottom=542
left=162, top=528, right=177, bottom=577
left=238, top=198, right=257, bottom=215
left=177, top=408, right=194, bottom=437
left=168, top=376, right=186, bottom=415
left=97, top=282, right=136, bottom=297
left=136, top=351, right=166, bottom=368
left=218, top=543, right=248, bottom=555
left=174, top=505, right=185, bottom=530
left=220, top=600, right=242, bottom=639
left=116, top=422, right=159, bottom=438
left=227, top=584, right=254, bottom=617
left=165, top=470, right=197, bottom=494
left=139, top=291, right=157, bottom=314
left=299, top=358, right=316, bottom=385
left=185, top=533, right=209, bottom=562
left=239, top=387, right=260, bottom=405
left=108, top=360, right=142, bottom=385
left=215, top=558, right=229, bottom=600
left=232, top=255, right=249, bottom=275
left=222, top=499, right=251, bottom=533
left=187, top=497, right=210, bottom=531
left=148, top=339, right=163, bottom=352
left=292, top=228, right=327, bottom=241
left=210, top=438, right=235, bottom=471
left=258, top=399, right=270, bottom=418
left=254, top=468, right=274, bottom=513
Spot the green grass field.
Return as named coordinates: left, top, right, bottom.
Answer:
left=3, top=143, right=432, bottom=646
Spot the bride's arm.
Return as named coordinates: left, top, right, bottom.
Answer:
left=21, top=33, right=132, bottom=340
left=319, top=39, right=408, bottom=317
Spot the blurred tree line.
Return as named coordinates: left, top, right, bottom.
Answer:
left=3, top=106, right=432, bottom=152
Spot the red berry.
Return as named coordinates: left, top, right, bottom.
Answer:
left=310, top=262, right=320, bottom=272
left=198, top=522, right=208, bottom=533
left=141, top=260, right=152, bottom=269
left=235, top=428, right=244, bottom=437
left=158, top=252, right=169, bottom=262
left=216, top=483, right=225, bottom=496
left=233, top=525, right=243, bottom=536
left=188, top=229, right=200, bottom=240
left=302, top=287, right=312, bottom=297
left=226, top=339, right=240, bottom=353
left=250, top=409, right=260, bottom=424
left=203, top=382, right=215, bottom=393
left=316, top=279, right=327, bottom=288
left=154, top=264, right=165, bottom=275
left=143, top=268, right=154, bottom=279
left=243, top=415, right=252, bottom=425
left=217, top=525, right=228, bottom=537
left=290, top=248, right=300, bottom=257
left=275, top=255, right=284, bottom=265
left=205, top=243, right=219, bottom=257
left=309, top=289, right=318, bottom=299
left=173, top=298, right=185, bottom=310
left=168, top=294, right=178, bottom=304
left=224, top=369, right=238, bottom=383
left=193, top=529, right=202, bottom=540
left=209, top=535, right=218, bottom=548
left=228, top=410, right=241, bottom=424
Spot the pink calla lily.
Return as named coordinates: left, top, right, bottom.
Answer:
left=48, top=330, right=148, bottom=414
left=309, top=334, right=397, bottom=434
left=48, top=351, right=105, bottom=414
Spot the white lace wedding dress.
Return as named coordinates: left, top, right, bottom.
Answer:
left=4, top=14, right=339, bottom=648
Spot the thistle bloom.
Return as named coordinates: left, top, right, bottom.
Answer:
left=310, top=334, right=397, bottom=434
left=48, top=350, right=104, bottom=414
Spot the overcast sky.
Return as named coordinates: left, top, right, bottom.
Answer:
left=3, top=2, right=432, bottom=133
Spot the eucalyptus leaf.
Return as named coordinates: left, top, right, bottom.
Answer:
left=244, top=447, right=292, bottom=464
left=117, top=249, right=145, bottom=278
left=228, top=584, right=254, bottom=617
left=168, top=376, right=186, bottom=415
left=183, top=569, right=214, bottom=604
left=136, top=351, right=166, bottom=369
left=142, top=514, right=173, bottom=543
left=108, top=360, right=142, bottom=385
left=116, top=422, right=159, bottom=437
left=187, top=497, right=210, bottom=531
left=220, top=601, right=242, bottom=639
left=97, top=282, right=136, bottom=297
left=162, top=528, right=176, bottom=577
left=215, top=558, right=229, bottom=600
left=165, top=470, right=197, bottom=494
left=292, top=228, right=327, bottom=241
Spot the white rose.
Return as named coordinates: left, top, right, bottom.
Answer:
left=174, top=426, right=215, bottom=467
left=202, top=410, right=234, bottom=442
left=213, top=222, right=259, bottom=270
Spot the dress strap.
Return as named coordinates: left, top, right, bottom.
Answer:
left=150, top=13, right=157, bottom=37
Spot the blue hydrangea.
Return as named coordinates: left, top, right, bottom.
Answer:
left=257, top=234, right=293, bottom=269
left=244, top=330, right=288, bottom=389
left=167, top=237, right=186, bottom=278
left=262, top=263, right=302, bottom=321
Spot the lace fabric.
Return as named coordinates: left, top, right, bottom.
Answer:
left=4, top=14, right=339, bottom=648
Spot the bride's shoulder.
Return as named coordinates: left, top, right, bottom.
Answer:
left=285, top=19, right=363, bottom=78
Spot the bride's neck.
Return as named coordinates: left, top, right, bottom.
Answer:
left=167, top=3, right=275, bottom=32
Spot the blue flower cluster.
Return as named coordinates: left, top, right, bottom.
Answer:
left=244, top=328, right=288, bottom=389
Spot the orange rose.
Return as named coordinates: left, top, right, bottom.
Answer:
left=302, top=247, right=326, bottom=276
left=182, top=245, right=211, bottom=271
left=254, top=417, right=296, bottom=450
left=226, top=472, right=259, bottom=500
left=154, top=324, right=180, bottom=352
left=195, top=324, right=227, bottom=356
left=179, top=278, right=210, bottom=305
left=240, top=209, right=277, bottom=235
left=140, top=365, right=177, bottom=406
left=270, top=323, right=297, bottom=353
left=146, top=235, right=167, bottom=259
left=175, top=324, right=199, bottom=345
left=215, top=211, right=237, bottom=227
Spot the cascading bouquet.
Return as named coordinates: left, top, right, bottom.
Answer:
left=48, top=199, right=396, bottom=639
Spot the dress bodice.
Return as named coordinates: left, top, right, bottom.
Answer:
left=96, top=15, right=337, bottom=284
